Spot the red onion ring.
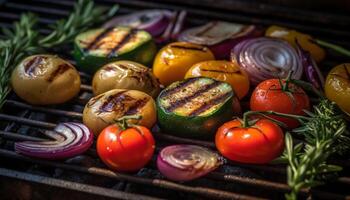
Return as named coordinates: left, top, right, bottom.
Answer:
left=157, top=145, right=222, bottom=181
left=15, top=122, right=94, bottom=159
left=178, top=21, right=260, bottom=59
left=103, top=9, right=173, bottom=37
left=231, top=37, right=303, bottom=85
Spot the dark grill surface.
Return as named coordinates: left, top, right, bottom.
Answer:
left=0, top=0, right=350, bottom=199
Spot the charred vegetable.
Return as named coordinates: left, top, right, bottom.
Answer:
left=184, top=60, right=250, bottom=99
left=92, top=60, right=160, bottom=98
left=178, top=21, right=259, bottom=59
left=325, top=63, right=350, bottom=114
left=74, top=26, right=157, bottom=74
left=153, top=42, right=214, bottom=86
left=157, top=145, right=222, bottom=181
left=11, top=54, right=81, bottom=105
left=15, top=122, right=93, bottom=159
left=103, top=9, right=173, bottom=37
left=83, top=89, right=156, bottom=135
left=266, top=25, right=326, bottom=63
left=97, top=115, right=155, bottom=172
left=157, top=77, right=240, bottom=139
left=231, top=37, right=302, bottom=85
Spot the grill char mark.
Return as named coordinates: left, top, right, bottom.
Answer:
left=46, top=64, right=72, bottom=82
left=170, top=44, right=207, bottom=52
left=84, top=28, right=114, bottom=51
left=107, top=29, right=139, bottom=58
left=125, top=97, right=150, bottom=115
left=24, top=56, right=47, bottom=76
left=188, top=91, right=232, bottom=116
left=99, top=90, right=130, bottom=113
left=159, top=78, right=199, bottom=98
left=165, top=80, right=222, bottom=112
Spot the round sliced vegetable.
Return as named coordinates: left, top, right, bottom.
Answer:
left=153, top=42, right=214, bottom=86
left=97, top=116, right=155, bottom=172
left=265, top=25, right=325, bottom=63
left=103, top=9, right=173, bottom=37
left=74, top=26, right=157, bottom=74
left=157, top=145, right=222, bottom=181
left=92, top=60, right=160, bottom=98
left=15, top=122, right=93, bottom=159
left=325, top=63, right=350, bottom=114
left=184, top=60, right=250, bottom=99
left=216, top=118, right=284, bottom=164
left=11, top=54, right=81, bottom=105
left=231, top=37, right=302, bottom=85
left=250, top=75, right=310, bottom=129
left=178, top=21, right=259, bottom=59
left=157, top=77, right=241, bottom=139
left=83, top=89, right=156, bottom=135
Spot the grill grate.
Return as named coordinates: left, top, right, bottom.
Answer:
left=0, top=0, right=350, bottom=199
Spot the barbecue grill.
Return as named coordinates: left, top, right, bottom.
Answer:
left=0, top=0, right=349, bottom=199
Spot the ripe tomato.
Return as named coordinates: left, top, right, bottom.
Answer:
left=325, top=63, right=350, bottom=114
left=97, top=124, right=155, bottom=172
left=215, top=119, right=284, bottom=164
left=250, top=79, right=310, bottom=129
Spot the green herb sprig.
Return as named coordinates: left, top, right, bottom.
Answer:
left=0, top=0, right=118, bottom=110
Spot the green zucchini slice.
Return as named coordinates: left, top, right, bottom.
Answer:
left=157, top=77, right=240, bottom=139
left=74, top=26, right=156, bottom=74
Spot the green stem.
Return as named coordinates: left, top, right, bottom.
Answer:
left=114, top=115, right=142, bottom=130
left=242, top=110, right=310, bottom=128
left=315, top=39, right=350, bottom=57
left=282, top=71, right=293, bottom=91
left=290, top=79, right=324, bottom=98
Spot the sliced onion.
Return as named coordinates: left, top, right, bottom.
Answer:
left=103, top=9, right=173, bottom=37
left=157, top=145, right=222, bottom=181
left=178, top=21, right=260, bottom=59
left=296, top=41, right=324, bottom=89
left=231, top=37, right=303, bottom=85
left=15, top=122, right=94, bottom=160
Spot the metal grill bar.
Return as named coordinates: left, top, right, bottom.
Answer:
left=0, top=168, right=163, bottom=200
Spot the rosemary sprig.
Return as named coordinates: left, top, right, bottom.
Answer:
left=281, top=99, right=349, bottom=200
left=0, top=0, right=118, bottom=110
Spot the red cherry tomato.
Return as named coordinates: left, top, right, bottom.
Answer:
left=215, top=119, right=284, bottom=164
left=250, top=79, right=310, bottom=129
left=97, top=124, right=155, bottom=172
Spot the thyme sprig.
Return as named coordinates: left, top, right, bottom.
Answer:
left=0, top=0, right=118, bottom=110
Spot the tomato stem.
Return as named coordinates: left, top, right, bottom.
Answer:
left=114, top=115, right=142, bottom=130
left=290, top=79, right=324, bottom=98
left=242, top=110, right=310, bottom=128
left=282, top=71, right=293, bottom=92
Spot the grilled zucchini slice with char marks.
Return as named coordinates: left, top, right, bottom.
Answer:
left=74, top=26, right=156, bottom=74
left=157, top=77, right=241, bottom=139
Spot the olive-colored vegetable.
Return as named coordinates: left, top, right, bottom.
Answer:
left=11, top=54, right=81, bottom=105
left=157, top=77, right=241, bottom=139
left=92, top=60, right=160, bottom=98
left=83, top=89, right=156, bottom=135
left=74, top=26, right=157, bottom=74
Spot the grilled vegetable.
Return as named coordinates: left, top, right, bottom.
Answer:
left=157, top=77, right=240, bottom=139
left=178, top=21, right=260, bottom=59
left=92, top=60, right=160, bottom=98
left=11, top=54, right=81, bottom=105
left=250, top=73, right=310, bottom=129
left=97, top=115, right=155, bottom=172
left=184, top=60, right=250, bottom=99
left=265, top=25, right=325, bottom=63
left=325, top=63, right=350, bottom=114
left=231, top=37, right=302, bottom=85
left=103, top=9, right=173, bottom=37
left=216, top=117, right=284, bottom=164
left=153, top=42, right=214, bottom=86
left=83, top=89, right=156, bottom=135
left=74, top=26, right=157, bottom=74
left=15, top=122, right=93, bottom=160
left=157, top=145, right=222, bottom=181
